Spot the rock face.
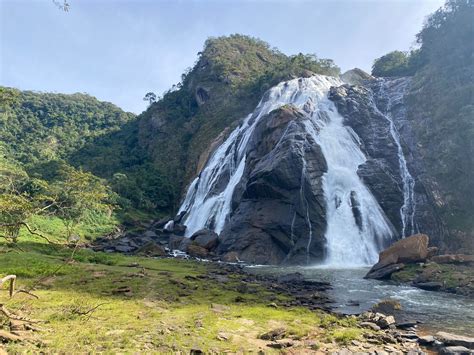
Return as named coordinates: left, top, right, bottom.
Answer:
left=365, top=234, right=429, bottom=279
left=217, top=106, right=328, bottom=265
left=329, top=81, right=445, bottom=246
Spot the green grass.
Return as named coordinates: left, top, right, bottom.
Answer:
left=0, top=241, right=374, bottom=353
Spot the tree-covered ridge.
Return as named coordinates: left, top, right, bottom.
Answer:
left=371, top=50, right=423, bottom=77
left=0, top=87, right=135, bottom=164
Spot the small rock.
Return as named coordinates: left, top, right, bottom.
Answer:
left=267, top=302, right=278, bottom=308
left=360, top=322, right=381, bottom=331
left=377, top=315, right=396, bottom=329
left=439, top=346, right=473, bottom=355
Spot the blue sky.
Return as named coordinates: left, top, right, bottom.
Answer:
left=1, top=0, right=444, bottom=114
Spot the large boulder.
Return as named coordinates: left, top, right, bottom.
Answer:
left=190, top=229, right=219, bottom=251
left=365, top=234, right=429, bottom=279
left=217, top=105, right=328, bottom=265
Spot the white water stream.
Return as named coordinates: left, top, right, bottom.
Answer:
left=179, top=75, right=396, bottom=265
left=372, top=78, right=416, bottom=238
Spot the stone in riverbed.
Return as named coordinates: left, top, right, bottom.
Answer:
left=435, top=332, right=474, bottom=349
left=414, top=281, right=443, bottom=290
left=365, top=263, right=405, bottom=279
left=378, top=234, right=429, bottom=268
left=365, top=234, right=429, bottom=279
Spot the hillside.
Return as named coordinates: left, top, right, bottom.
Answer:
left=371, top=0, right=474, bottom=250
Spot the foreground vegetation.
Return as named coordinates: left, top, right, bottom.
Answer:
left=0, top=240, right=365, bottom=353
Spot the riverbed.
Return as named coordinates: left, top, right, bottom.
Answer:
left=245, top=265, right=474, bottom=337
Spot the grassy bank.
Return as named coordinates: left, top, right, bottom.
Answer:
left=0, top=240, right=365, bottom=353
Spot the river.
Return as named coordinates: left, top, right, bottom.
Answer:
left=246, top=265, right=474, bottom=337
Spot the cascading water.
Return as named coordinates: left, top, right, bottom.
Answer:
left=372, top=78, right=416, bottom=238
left=179, top=75, right=394, bottom=265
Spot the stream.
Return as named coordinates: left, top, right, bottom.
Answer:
left=246, top=265, right=474, bottom=337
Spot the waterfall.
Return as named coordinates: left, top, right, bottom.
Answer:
left=372, top=78, right=416, bottom=238
left=179, top=75, right=394, bottom=265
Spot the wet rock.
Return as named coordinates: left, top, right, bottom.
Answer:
left=435, top=332, right=474, bottom=349
left=190, top=229, right=219, bottom=250
left=414, top=281, right=443, bottom=290
left=173, top=211, right=187, bottom=224
left=365, top=263, right=405, bottom=279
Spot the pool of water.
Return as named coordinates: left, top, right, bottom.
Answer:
left=245, top=265, right=474, bottom=337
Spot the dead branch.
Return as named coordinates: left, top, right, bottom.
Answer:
left=0, top=305, right=40, bottom=323
left=0, top=222, right=52, bottom=244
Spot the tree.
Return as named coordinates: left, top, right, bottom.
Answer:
left=143, top=92, right=157, bottom=106
left=0, top=146, right=51, bottom=242
left=50, top=166, right=114, bottom=240
left=372, top=51, right=410, bottom=77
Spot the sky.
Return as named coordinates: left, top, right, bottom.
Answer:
left=1, top=0, right=445, bottom=114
